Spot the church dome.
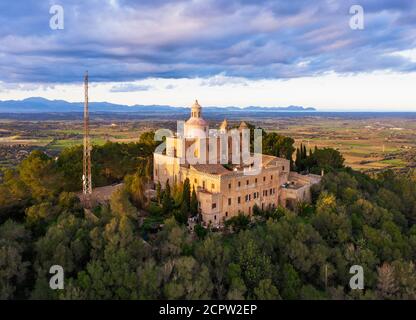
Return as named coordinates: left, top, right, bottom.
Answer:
left=186, top=117, right=208, bottom=126
left=184, top=99, right=208, bottom=138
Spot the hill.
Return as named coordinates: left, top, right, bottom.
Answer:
left=0, top=97, right=316, bottom=113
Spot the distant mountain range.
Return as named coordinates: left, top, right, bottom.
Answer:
left=0, top=97, right=316, bottom=113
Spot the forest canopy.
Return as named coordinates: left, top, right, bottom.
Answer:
left=0, top=129, right=415, bottom=300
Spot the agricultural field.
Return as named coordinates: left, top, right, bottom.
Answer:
left=255, top=116, right=416, bottom=172
left=0, top=114, right=415, bottom=173
left=0, top=119, right=160, bottom=169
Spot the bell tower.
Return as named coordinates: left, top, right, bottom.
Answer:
left=191, top=99, right=201, bottom=118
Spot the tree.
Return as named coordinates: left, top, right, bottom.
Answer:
left=25, top=202, right=58, bottom=236
left=34, top=213, right=91, bottom=279
left=392, top=260, right=416, bottom=299
left=195, top=234, right=231, bottom=299
left=174, top=204, right=189, bottom=225
left=162, top=180, right=173, bottom=215
left=311, top=148, right=345, bottom=172
left=162, top=256, right=213, bottom=299
left=302, top=144, right=307, bottom=161
left=174, top=178, right=191, bottom=224
left=226, top=263, right=247, bottom=300
left=182, top=178, right=191, bottom=209
left=190, top=187, right=198, bottom=217
left=262, top=133, right=295, bottom=168
left=124, top=173, right=147, bottom=209
left=139, top=131, right=157, bottom=148
left=253, top=279, right=280, bottom=300
left=280, top=263, right=301, bottom=300
left=0, top=169, right=30, bottom=217
left=0, top=220, right=29, bottom=299
left=312, top=192, right=351, bottom=246
left=376, top=262, right=398, bottom=299
left=225, top=213, right=250, bottom=232
left=194, top=224, right=208, bottom=240
left=295, top=148, right=301, bottom=171
left=110, top=187, right=137, bottom=218
left=19, top=150, right=61, bottom=201
left=299, top=285, right=327, bottom=300
left=234, top=235, right=273, bottom=294
left=137, top=259, right=162, bottom=299
left=75, top=246, right=140, bottom=299
left=155, top=217, right=191, bottom=261
left=156, top=181, right=162, bottom=204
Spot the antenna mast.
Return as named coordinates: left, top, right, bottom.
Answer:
left=83, top=71, right=92, bottom=200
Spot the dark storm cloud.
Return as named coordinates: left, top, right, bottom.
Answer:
left=0, top=0, right=415, bottom=83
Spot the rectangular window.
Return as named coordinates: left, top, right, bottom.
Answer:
left=253, top=192, right=257, bottom=199
left=255, top=178, right=257, bottom=183
left=245, top=195, right=249, bottom=202
left=282, top=166, right=285, bottom=171
left=271, top=175, right=273, bottom=180
left=263, top=176, right=266, bottom=182
left=228, top=183, right=231, bottom=189
left=212, top=203, right=216, bottom=209
left=246, top=180, right=249, bottom=185
left=238, top=197, right=241, bottom=204
left=203, top=181, right=206, bottom=189
left=211, top=183, right=215, bottom=190
left=270, top=188, right=272, bottom=195
left=238, top=181, right=241, bottom=187
left=228, top=198, right=231, bottom=206
left=194, top=178, right=198, bottom=184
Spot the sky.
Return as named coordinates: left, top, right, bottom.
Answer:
left=0, top=0, right=416, bottom=111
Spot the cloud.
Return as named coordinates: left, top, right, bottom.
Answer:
left=0, top=81, right=55, bottom=92
left=0, top=0, right=415, bottom=83
left=200, top=73, right=247, bottom=87
left=110, top=83, right=152, bottom=92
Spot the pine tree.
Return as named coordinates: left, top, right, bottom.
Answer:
left=302, top=144, right=307, bottom=160
left=295, top=148, right=301, bottom=171
left=156, top=181, right=162, bottom=204
left=182, top=178, right=191, bottom=208
left=162, top=179, right=173, bottom=215
left=190, top=186, right=198, bottom=217
left=376, top=262, right=398, bottom=299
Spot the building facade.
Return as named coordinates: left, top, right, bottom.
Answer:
left=153, top=100, right=321, bottom=226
